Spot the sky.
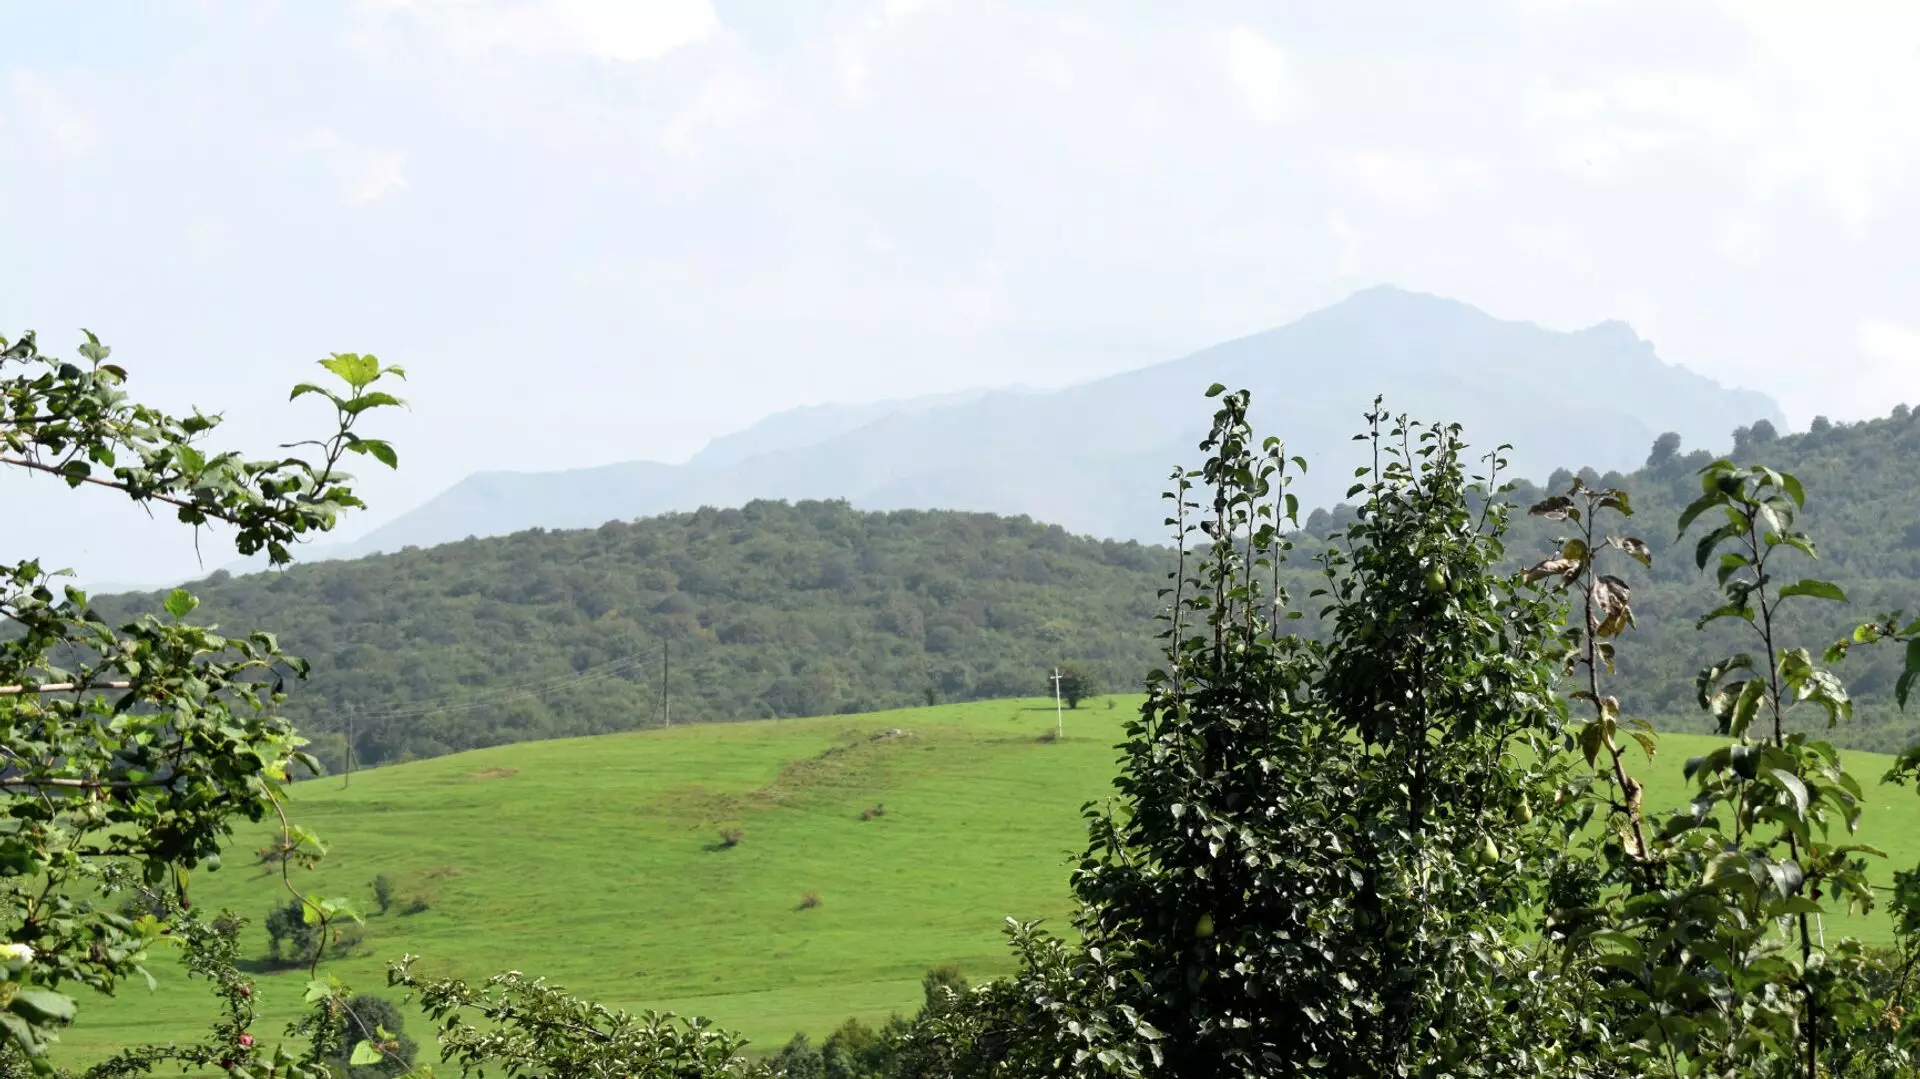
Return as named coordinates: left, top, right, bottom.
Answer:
left=3, top=0, right=1918, bottom=586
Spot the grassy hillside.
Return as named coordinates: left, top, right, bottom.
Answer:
left=57, top=698, right=1920, bottom=1067
left=96, top=502, right=1172, bottom=773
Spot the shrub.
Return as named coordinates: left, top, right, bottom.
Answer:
left=371, top=874, right=395, bottom=915
left=325, top=993, right=417, bottom=1079
left=858, top=804, right=886, bottom=821
left=718, top=828, right=743, bottom=848
left=264, top=898, right=323, bottom=968
left=1048, top=662, right=1097, bottom=708
left=329, top=923, right=369, bottom=959
left=797, top=892, right=822, bottom=911
left=769, top=1033, right=823, bottom=1079
left=401, top=897, right=430, bottom=916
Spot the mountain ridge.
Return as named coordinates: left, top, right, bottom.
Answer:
left=231, top=286, right=1784, bottom=572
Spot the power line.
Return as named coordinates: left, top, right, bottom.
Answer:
left=1051, top=667, right=1064, bottom=740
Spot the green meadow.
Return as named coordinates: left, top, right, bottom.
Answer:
left=59, top=697, right=1920, bottom=1065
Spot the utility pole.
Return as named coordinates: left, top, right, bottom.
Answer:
left=1051, top=667, right=1064, bottom=740
left=662, top=640, right=671, bottom=729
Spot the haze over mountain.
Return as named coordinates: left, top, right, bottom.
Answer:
left=270, top=287, right=1784, bottom=566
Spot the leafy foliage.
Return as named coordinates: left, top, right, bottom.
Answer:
left=387, top=957, right=764, bottom=1077
left=0, top=330, right=402, bottom=1066
left=1527, top=466, right=1892, bottom=1076
left=888, top=391, right=1585, bottom=1076
left=1304, top=410, right=1920, bottom=752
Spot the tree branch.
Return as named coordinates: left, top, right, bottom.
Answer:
left=0, top=681, right=134, bottom=696
left=0, top=454, right=217, bottom=520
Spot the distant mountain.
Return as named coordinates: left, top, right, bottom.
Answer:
left=280, top=286, right=1787, bottom=562
left=688, top=386, right=1026, bottom=469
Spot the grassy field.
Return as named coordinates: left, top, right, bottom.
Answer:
left=58, top=697, right=1920, bottom=1066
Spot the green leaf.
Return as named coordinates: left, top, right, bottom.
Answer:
left=163, top=589, right=199, bottom=618
left=349, top=1040, right=383, bottom=1066
left=350, top=439, right=399, bottom=469
left=1204, top=383, right=1226, bottom=398
left=1695, top=601, right=1754, bottom=631
left=1768, top=767, right=1809, bottom=814
left=1676, top=491, right=1724, bottom=537
left=1897, top=638, right=1920, bottom=711
left=341, top=391, right=406, bottom=415
left=8, top=989, right=75, bottom=1025
left=1779, top=579, right=1848, bottom=603
left=1693, top=522, right=1741, bottom=570
left=320, top=353, right=381, bottom=389
left=1728, top=679, right=1766, bottom=738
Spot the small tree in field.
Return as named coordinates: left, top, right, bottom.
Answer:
left=1050, top=663, right=1096, bottom=708
left=265, top=898, right=324, bottom=968
left=323, top=994, right=416, bottom=1079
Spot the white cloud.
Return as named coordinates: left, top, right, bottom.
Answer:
left=1334, top=153, right=1493, bottom=212
left=360, top=0, right=719, bottom=63
left=299, top=129, right=409, bottom=204
left=1329, top=213, right=1362, bottom=277
left=662, top=75, right=763, bottom=156
left=1524, top=4, right=1920, bottom=232
left=1224, top=26, right=1303, bottom=124
left=1032, top=53, right=1073, bottom=88
left=1717, top=214, right=1769, bottom=264
left=1729, top=2, right=1920, bottom=229
left=1859, top=320, right=1920, bottom=411
left=5, top=71, right=99, bottom=160
left=1513, top=223, right=1592, bottom=273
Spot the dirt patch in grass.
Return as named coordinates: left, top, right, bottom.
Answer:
left=648, top=730, right=924, bottom=823
left=471, top=767, right=518, bottom=780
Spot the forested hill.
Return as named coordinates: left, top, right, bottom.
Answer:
left=1304, top=405, right=1920, bottom=751
left=97, top=502, right=1172, bottom=772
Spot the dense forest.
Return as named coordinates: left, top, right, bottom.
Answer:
left=96, top=502, right=1173, bottom=771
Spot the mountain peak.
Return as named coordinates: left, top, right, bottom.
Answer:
left=1579, top=318, right=1647, bottom=348
left=1305, top=284, right=1500, bottom=330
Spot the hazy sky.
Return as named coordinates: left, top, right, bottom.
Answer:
left=3, top=0, right=1917, bottom=585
